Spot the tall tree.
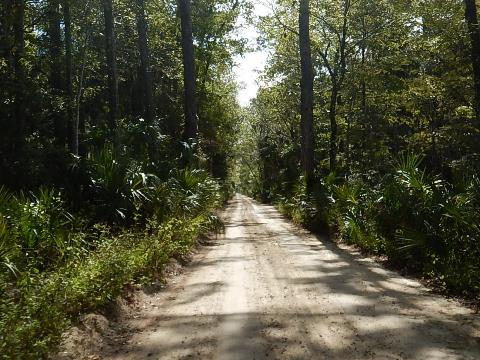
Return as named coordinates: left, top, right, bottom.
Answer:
left=135, top=0, right=155, bottom=160
left=136, top=0, right=153, bottom=126
left=317, top=0, right=351, bottom=172
left=178, top=0, right=198, bottom=146
left=1, top=0, right=14, bottom=140
left=102, top=0, right=119, bottom=136
left=48, top=0, right=65, bottom=147
left=1, top=1, right=13, bottom=60
left=12, top=0, right=25, bottom=149
left=299, top=0, right=315, bottom=185
left=464, top=0, right=480, bottom=128
left=63, top=0, right=75, bottom=154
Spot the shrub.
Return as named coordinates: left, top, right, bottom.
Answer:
left=273, top=153, right=480, bottom=297
left=0, top=167, right=225, bottom=359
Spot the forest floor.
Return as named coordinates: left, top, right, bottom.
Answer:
left=57, top=195, right=480, bottom=359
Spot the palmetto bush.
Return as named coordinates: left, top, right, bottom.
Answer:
left=86, top=146, right=222, bottom=226
left=276, top=176, right=332, bottom=232
left=159, top=169, right=221, bottom=218
left=87, top=145, right=154, bottom=223
left=434, top=176, right=480, bottom=292
left=327, top=153, right=480, bottom=293
left=0, top=187, right=77, bottom=272
left=0, top=150, right=225, bottom=358
left=376, top=153, right=442, bottom=264
left=272, top=153, right=480, bottom=295
left=332, top=180, right=385, bottom=254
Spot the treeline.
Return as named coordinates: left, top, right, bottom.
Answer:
left=236, top=0, right=480, bottom=297
left=0, top=0, right=244, bottom=357
left=0, top=0, right=245, bottom=189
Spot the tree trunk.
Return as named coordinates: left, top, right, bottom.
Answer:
left=12, top=0, right=25, bottom=148
left=135, top=0, right=155, bottom=160
left=360, top=10, right=367, bottom=118
left=64, top=0, right=76, bottom=154
left=465, top=0, right=480, bottom=128
left=329, top=82, right=338, bottom=172
left=178, top=0, right=198, bottom=145
left=299, top=0, right=315, bottom=187
left=1, top=0, right=13, bottom=60
left=102, top=0, right=119, bottom=136
left=136, top=0, right=153, bottom=124
left=48, top=0, right=65, bottom=147
left=1, top=0, right=14, bottom=146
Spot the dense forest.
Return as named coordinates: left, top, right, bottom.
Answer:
left=236, top=0, right=480, bottom=301
left=0, top=0, right=244, bottom=357
left=1, top=0, right=480, bottom=358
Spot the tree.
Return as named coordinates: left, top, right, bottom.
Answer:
left=136, top=0, right=153, bottom=125
left=315, top=0, right=352, bottom=172
left=0, top=0, right=242, bottom=189
left=63, top=0, right=75, bottom=154
left=48, top=0, right=65, bottom=147
left=102, top=0, right=119, bottom=137
left=464, top=0, right=480, bottom=128
left=178, top=0, right=198, bottom=148
left=299, top=0, right=315, bottom=185
left=12, top=0, right=25, bottom=150
left=135, top=0, right=155, bottom=160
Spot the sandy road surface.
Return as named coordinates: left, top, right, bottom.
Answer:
left=105, top=195, right=480, bottom=359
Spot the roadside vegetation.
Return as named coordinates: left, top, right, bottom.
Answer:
left=235, top=0, right=480, bottom=301
left=274, top=155, right=480, bottom=297
left=0, top=0, right=243, bottom=358
left=0, top=161, right=225, bottom=358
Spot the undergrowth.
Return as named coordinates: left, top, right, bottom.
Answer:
left=0, top=148, right=226, bottom=359
left=276, top=154, right=480, bottom=300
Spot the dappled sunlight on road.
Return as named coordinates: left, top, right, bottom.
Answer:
left=105, top=195, right=480, bottom=360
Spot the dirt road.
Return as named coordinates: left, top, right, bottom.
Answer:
left=104, top=195, right=480, bottom=359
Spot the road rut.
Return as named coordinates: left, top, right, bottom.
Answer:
left=105, top=195, right=480, bottom=359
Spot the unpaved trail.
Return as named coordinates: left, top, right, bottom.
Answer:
left=103, top=195, right=480, bottom=359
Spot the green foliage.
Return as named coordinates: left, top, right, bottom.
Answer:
left=166, top=169, right=221, bottom=216
left=332, top=181, right=383, bottom=254
left=0, top=187, right=77, bottom=271
left=0, top=168, right=224, bottom=359
left=268, top=153, right=480, bottom=296
left=87, top=145, right=154, bottom=223
left=235, top=0, right=479, bottom=300
left=0, top=0, right=242, bottom=358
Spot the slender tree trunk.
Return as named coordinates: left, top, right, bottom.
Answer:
left=465, top=0, right=480, bottom=128
left=136, top=0, right=153, bottom=125
left=64, top=0, right=76, bottom=154
left=12, top=0, right=25, bottom=148
left=76, top=51, right=87, bottom=157
left=329, top=82, right=338, bottom=172
left=135, top=0, right=155, bottom=160
left=48, top=0, right=65, bottom=147
left=102, top=0, right=119, bottom=137
left=345, top=91, right=355, bottom=179
left=74, top=1, right=93, bottom=157
left=299, top=0, right=315, bottom=187
left=1, top=0, right=13, bottom=60
left=1, top=0, right=14, bottom=148
left=178, top=0, right=198, bottom=145
left=360, top=12, right=367, bottom=119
